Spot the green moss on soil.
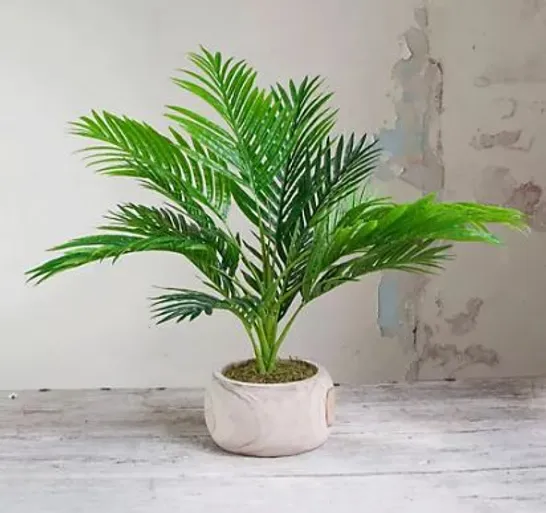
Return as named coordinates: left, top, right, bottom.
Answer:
left=223, top=359, right=317, bottom=384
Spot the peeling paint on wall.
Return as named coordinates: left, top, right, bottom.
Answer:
left=507, top=182, right=543, bottom=215
left=377, top=273, right=428, bottom=340
left=406, top=0, right=546, bottom=383
left=496, top=98, right=518, bottom=119
left=377, top=6, right=447, bottom=378
left=377, top=274, right=401, bottom=338
left=470, top=129, right=534, bottom=152
left=445, top=298, right=484, bottom=336
left=405, top=296, right=496, bottom=381
left=378, top=7, right=444, bottom=193
left=493, top=97, right=546, bottom=121
left=470, top=130, right=522, bottom=150
left=476, top=167, right=546, bottom=231
left=406, top=320, right=500, bottom=382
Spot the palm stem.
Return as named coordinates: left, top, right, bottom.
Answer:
left=254, top=321, right=272, bottom=372
left=265, top=304, right=304, bottom=372
left=242, top=322, right=265, bottom=374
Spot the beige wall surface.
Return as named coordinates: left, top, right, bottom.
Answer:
left=416, top=1, right=546, bottom=380
left=0, top=0, right=544, bottom=388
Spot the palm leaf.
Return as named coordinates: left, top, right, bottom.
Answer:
left=104, top=203, right=240, bottom=287
left=26, top=203, right=240, bottom=293
left=71, top=111, right=233, bottom=222
left=25, top=234, right=209, bottom=284
left=269, top=77, right=337, bottom=258
left=302, top=194, right=527, bottom=300
left=171, top=48, right=297, bottom=224
left=151, top=288, right=258, bottom=324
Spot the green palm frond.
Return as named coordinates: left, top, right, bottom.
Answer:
left=72, top=111, right=233, bottom=222
left=27, top=48, right=527, bottom=375
left=171, top=48, right=296, bottom=196
left=269, top=77, right=337, bottom=255
left=303, top=194, right=527, bottom=300
left=27, top=203, right=240, bottom=292
left=26, top=234, right=209, bottom=285
left=267, top=133, right=381, bottom=315
left=151, top=288, right=258, bottom=324
left=103, top=203, right=240, bottom=291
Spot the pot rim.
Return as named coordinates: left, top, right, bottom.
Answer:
left=213, top=358, right=327, bottom=388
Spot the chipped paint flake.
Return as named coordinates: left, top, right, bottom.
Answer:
left=406, top=321, right=500, bottom=382
left=445, top=298, right=484, bottom=336
left=506, top=181, right=543, bottom=215
left=497, top=98, right=518, bottom=119
left=377, top=273, right=428, bottom=343
left=470, top=130, right=522, bottom=150
left=377, top=274, right=401, bottom=338
left=378, top=7, right=444, bottom=193
left=476, top=168, right=546, bottom=231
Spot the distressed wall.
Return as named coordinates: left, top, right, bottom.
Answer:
left=1, top=0, right=544, bottom=389
left=379, top=0, right=546, bottom=381
left=416, top=0, right=546, bottom=380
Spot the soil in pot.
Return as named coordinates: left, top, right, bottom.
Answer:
left=223, top=359, right=317, bottom=384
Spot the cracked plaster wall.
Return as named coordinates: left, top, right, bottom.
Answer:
left=379, top=0, right=546, bottom=381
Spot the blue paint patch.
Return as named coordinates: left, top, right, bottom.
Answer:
left=377, top=274, right=400, bottom=337
left=378, top=122, right=406, bottom=158
left=378, top=122, right=425, bottom=160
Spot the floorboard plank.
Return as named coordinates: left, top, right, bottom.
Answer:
left=1, top=378, right=545, bottom=511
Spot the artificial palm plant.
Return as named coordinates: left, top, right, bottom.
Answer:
left=27, top=48, right=525, bottom=379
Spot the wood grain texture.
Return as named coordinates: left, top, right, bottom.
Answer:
left=1, top=378, right=545, bottom=512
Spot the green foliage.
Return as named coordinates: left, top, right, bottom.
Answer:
left=27, top=48, right=527, bottom=374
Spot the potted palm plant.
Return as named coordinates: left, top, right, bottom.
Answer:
left=27, top=48, right=525, bottom=457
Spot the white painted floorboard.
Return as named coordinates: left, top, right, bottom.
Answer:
left=1, top=379, right=545, bottom=512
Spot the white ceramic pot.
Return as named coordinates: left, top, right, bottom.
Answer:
left=204, top=360, right=335, bottom=457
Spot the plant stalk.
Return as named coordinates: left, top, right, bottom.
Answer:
left=264, top=304, right=304, bottom=372
left=242, top=322, right=266, bottom=374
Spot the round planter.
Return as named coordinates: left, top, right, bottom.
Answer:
left=204, top=360, right=335, bottom=457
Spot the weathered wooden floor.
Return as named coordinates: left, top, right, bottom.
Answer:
left=1, top=379, right=545, bottom=512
